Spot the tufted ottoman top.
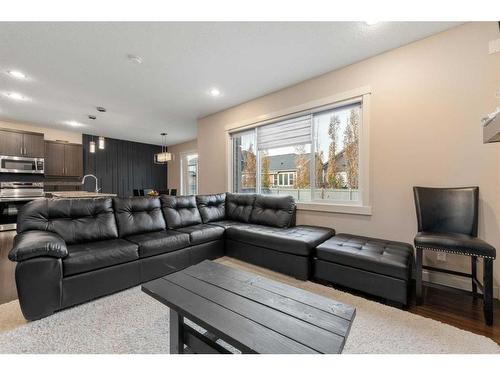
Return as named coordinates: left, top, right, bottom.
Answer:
left=316, top=233, right=414, bottom=280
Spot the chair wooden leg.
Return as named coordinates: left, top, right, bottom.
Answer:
left=471, top=256, right=478, bottom=299
left=415, top=247, right=423, bottom=305
left=483, top=259, right=493, bottom=326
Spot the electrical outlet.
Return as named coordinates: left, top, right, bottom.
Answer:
left=437, top=253, right=447, bottom=262
left=496, top=88, right=500, bottom=99
left=489, top=38, right=500, bottom=54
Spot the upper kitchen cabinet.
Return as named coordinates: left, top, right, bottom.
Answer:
left=22, top=133, right=45, bottom=157
left=44, top=141, right=65, bottom=176
left=45, top=141, right=83, bottom=177
left=64, top=143, right=83, bottom=177
left=0, top=129, right=24, bottom=156
left=0, top=129, right=44, bottom=158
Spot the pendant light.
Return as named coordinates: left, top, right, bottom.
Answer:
left=154, top=132, right=172, bottom=164
left=98, top=136, right=105, bottom=150
left=89, top=136, right=96, bottom=153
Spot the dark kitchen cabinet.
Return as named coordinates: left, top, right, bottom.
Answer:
left=64, top=144, right=83, bottom=177
left=44, top=142, right=65, bottom=176
left=0, top=130, right=24, bottom=156
left=22, top=133, right=45, bottom=158
left=45, top=141, right=83, bottom=177
left=0, top=129, right=44, bottom=157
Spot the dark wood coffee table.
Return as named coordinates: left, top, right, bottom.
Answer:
left=142, top=260, right=356, bottom=354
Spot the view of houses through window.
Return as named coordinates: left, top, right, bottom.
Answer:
left=232, top=103, right=361, bottom=203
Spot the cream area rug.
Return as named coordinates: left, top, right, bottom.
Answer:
left=0, top=257, right=498, bottom=354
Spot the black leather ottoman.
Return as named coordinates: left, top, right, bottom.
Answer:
left=313, top=233, right=414, bottom=307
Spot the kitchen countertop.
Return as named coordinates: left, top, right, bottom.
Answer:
left=45, top=191, right=117, bottom=198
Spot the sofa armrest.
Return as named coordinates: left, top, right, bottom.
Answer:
left=8, top=231, right=68, bottom=262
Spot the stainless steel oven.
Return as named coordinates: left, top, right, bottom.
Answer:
left=0, top=182, right=44, bottom=231
left=0, top=155, right=44, bottom=174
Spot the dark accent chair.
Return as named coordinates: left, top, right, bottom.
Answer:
left=413, top=186, right=496, bottom=325
left=133, top=189, right=145, bottom=197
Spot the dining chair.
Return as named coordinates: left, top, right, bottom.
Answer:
left=413, top=186, right=495, bottom=325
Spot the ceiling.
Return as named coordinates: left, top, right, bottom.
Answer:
left=0, top=22, right=459, bottom=146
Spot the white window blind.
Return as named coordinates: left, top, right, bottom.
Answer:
left=257, top=114, right=312, bottom=150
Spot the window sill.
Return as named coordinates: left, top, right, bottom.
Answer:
left=296, top=202, right=372, bottom=216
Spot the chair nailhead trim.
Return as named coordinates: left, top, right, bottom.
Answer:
left=416, top=246, right=495, bottom=260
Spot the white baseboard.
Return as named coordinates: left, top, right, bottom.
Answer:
left=422, top=270, right=500, bottom=300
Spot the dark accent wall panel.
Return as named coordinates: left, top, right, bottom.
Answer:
left=83, top=134, right=167, bottom=198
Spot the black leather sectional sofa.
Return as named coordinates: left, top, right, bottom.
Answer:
left=9, top=192, right=414, bottom=320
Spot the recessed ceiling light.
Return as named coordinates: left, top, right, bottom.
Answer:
left=64, top=120, right=84, bottom=127
left=3, top=92, right=27, bottom=101
left=127, top=54, right=143, bottom=64
left=6, top=70, right=27, bottom=80
left=209, top=88, right=221, bottom=97
left=96, top=106, right=106, bottom=112
left=365, top=21, right=379, bottom=26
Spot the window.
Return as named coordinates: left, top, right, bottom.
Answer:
left=232, top=131, right=257, bottom=193
left=229, top=96, right=368, bottom=212
left=312, top=104, right=361, bottom=203
left=181, top=152, right=198, bottom=195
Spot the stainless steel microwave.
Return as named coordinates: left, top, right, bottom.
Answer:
left=0, top=155, right=45, bottom=174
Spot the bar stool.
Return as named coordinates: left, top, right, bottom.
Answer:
left=413, top=186, right=496, bottom=325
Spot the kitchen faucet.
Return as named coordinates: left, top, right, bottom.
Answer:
left=81, top=174, right=101, bottom=193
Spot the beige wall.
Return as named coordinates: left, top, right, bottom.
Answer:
left=167, top=139, right=198, bottom=193
left=198, top=22, right=500, bottom=291
left=0, top=120, right=82, bottom=144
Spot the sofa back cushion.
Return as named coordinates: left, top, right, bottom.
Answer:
left=225, top=193, right=256, bottom=223
left=113, top=197, right=166, bottom=237
left=196, top=193, right=226, bottom=223
left=249, top=195, right=296, bottom=228
left=160, top=195, right=202, bottom=229
left=17, top=198, right=118, bottom=245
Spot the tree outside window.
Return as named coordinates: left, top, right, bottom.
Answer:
left=232, top=102, right=361, bottom=203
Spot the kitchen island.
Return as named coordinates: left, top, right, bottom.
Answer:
left=45, top=191, right=117, bottom=198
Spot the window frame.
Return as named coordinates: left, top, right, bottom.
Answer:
left=180, top=151, right=199, bottom=196
left=225, top=86, right=371, bottom=215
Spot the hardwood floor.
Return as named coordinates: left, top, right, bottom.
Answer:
left=0, top=233, right=498, bottom=345
left=407, top=283, right=500, bottom=344
left=0, top=230, right=17, bottom=305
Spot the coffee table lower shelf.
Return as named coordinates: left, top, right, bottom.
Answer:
left=170, top=310, right=235, bottom=354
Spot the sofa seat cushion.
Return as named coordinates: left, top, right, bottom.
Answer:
left=226, top=224, right=334, bottom=256
left=316, top=233, right=414, bottom=280
left=175, top=224, right=225, bottom=245
left=64, top=239, right=139, bottom=276
left=125, top=230, right=190, bottom=258
left=414, top=231, right=496, bottom=259
left=208, top=220, right=246, bottom=229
